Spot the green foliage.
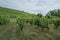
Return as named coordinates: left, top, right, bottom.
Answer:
left=0, top=16, right=9, bottom=25
left=36, top=13, right=42, bottom=17
left=34, top=18, right=41, bottom=26
left=40, top=17, right=48, bottom=27
left=47, top=9, right=60, bottom=17
left=0, top=7, right=60, bottom=40
left=17, top=18, right=26, bottom=31
left=52, top=18, right=60, bottom=28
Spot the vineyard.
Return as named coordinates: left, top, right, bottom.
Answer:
left=0, top=7, right=60, bottom=40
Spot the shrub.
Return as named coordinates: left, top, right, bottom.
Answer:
left=17, top=18, right=26, bottom=31
left=0, top=16, right=9, bottom=25
left=34, top=17, right=49, bottom=32
left=52, top=18, right=60, bottom=28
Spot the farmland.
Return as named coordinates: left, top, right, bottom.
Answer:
left=0, top=7, right=60, bottom=40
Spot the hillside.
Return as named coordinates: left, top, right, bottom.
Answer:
left=0, top=7, right=60, bottom=40
left=0, top=7, right=34, bottom=19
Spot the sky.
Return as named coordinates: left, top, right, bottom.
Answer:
left=0, top=0, right=60, bottom=15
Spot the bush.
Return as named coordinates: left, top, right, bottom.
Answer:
left=34, top=18, right=41, bottom=27
left=17, top=18, right=26, bottom=31
left=52, top=18, right=60, bottom=28
left=34, top=17, right=49, bottom=31
left=40, top=17, right=48, bottom=26
left=0, top=16, right=9, bottom=25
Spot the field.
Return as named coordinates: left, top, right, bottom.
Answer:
left=0, top=7, right=60, bottom=40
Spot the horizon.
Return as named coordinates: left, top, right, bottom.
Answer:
left=0, top=0, right=60, bottom=15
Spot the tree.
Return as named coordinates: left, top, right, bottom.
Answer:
left=46, top=9, right=60, bottom=17
left=36, top=13, right=42, bottom=17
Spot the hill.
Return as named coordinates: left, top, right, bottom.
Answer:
left=0, top=7, right=35, bottom=19
left=0, top=7, right=60, bottom=40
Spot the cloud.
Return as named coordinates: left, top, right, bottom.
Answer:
left=0, top=0, right=60, bottom=15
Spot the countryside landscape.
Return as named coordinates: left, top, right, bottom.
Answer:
left=0, top=7, right=60, bottom=40
left=0, top=0, right=60, bottom=40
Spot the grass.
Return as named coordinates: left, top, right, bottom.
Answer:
left=0, top=20, right=60, bottom=40
left=0, top=7, right=60, bottom=40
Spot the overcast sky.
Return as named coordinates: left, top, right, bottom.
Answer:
left=0, top=0, right=60, bottom=15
